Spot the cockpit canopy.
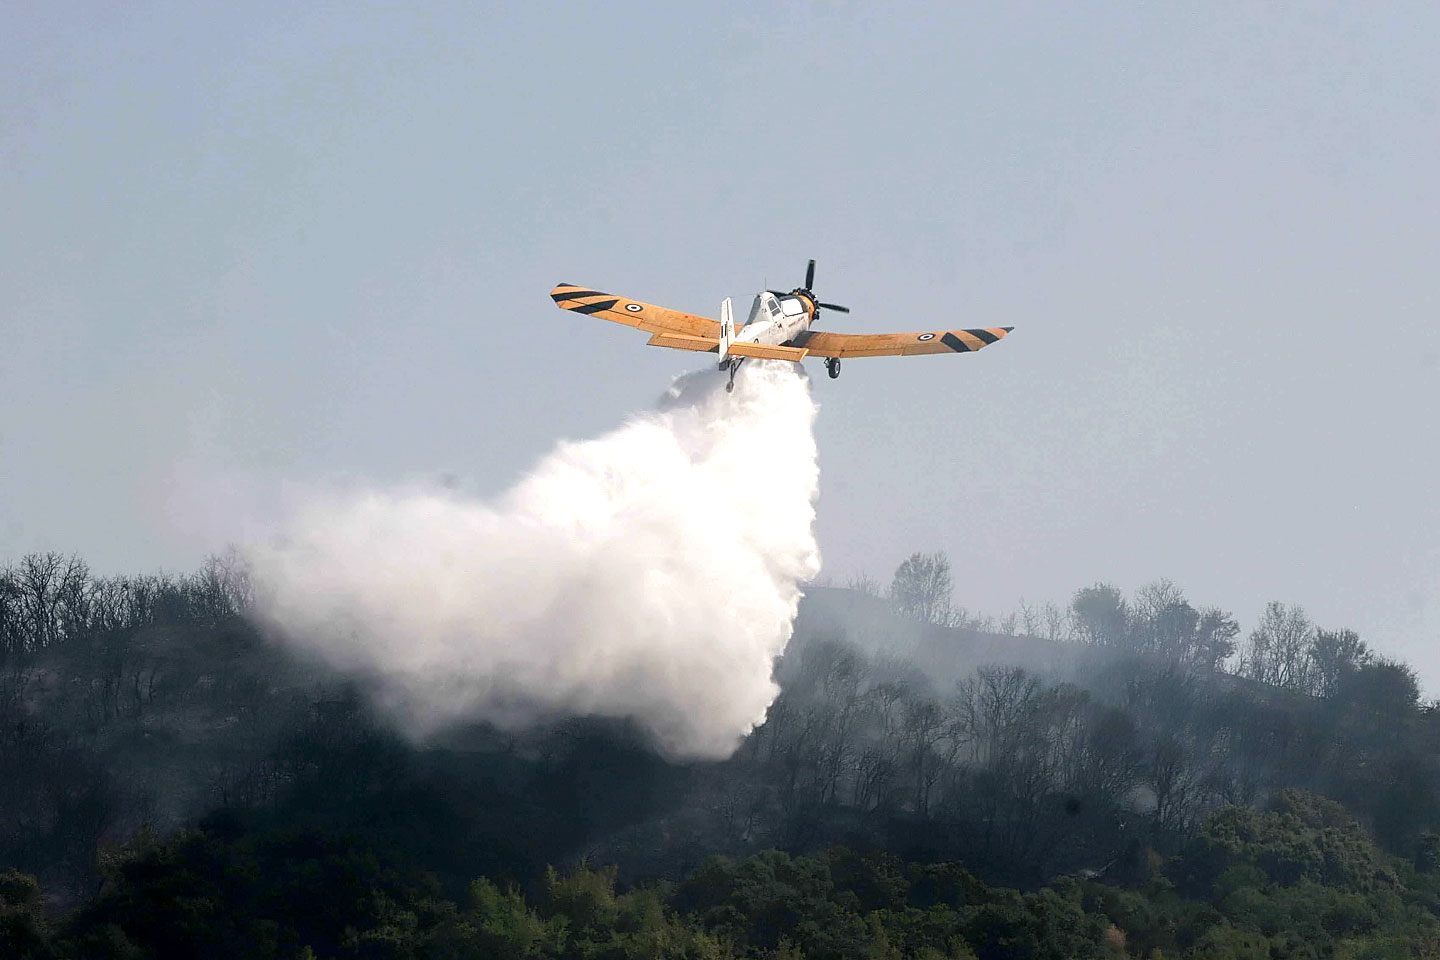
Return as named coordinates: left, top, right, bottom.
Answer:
left=748, top=292, right=810, bottom=326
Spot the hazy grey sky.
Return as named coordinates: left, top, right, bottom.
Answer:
left=4, top=3, right=1438, bottom=681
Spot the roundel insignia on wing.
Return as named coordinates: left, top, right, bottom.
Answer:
left=624, top=303, right=643, bottom=312
left=917, top=333, right=936, bottom=341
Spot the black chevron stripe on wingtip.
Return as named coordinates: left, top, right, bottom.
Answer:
left=967, top=328, right=1001, bottom=345
left=571, top=298, right=620, bottom=315
left=552, top=288, right=609, bottom=302
left=1002, top=326, right=1014, bottom=333
left=940, top=332, right=972, bottom=353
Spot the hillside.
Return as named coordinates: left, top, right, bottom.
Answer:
left=4, top=555, right=1440, bottom=957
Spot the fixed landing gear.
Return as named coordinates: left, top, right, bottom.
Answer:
left=826, top=358, right=841, bottom=380
left=724, top=357, right=741, bottom=392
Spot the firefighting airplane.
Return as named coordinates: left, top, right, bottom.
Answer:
left=550, top=260, right=1014, bottom=391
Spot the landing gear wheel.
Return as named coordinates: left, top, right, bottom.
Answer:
left=725, top=380, right=734, bottom=393
left=826, top=358, right=841, bottom=380
left=726, top=360, right=739, bottom=393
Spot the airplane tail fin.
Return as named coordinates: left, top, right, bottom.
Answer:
left=718, top=297, right=734, bottom=362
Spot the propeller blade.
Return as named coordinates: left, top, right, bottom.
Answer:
left=805, top=259, right=816, bottom=290
left=817, top=302, right=850, bottom=313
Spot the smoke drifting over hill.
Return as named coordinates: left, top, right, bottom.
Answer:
left=246, top=363, right=820, bottom=758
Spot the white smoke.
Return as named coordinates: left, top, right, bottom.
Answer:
left=245, top=362, right=821, bottom=759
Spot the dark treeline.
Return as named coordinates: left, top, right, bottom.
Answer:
left=724, top=581, right=1437, bottom=887
left=0, top=552, right=687, bottom=907
left=3, top=549, right=1440, bottom=957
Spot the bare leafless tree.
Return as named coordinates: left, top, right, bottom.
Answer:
left=1043, top=601, right=1069, bottom=643
left=844, top=571, right=882, bottom=598
left=1242, top=601, right=1314, bottom=689
left=888, top=552, right=953, bottom=626
left=1017, top=599, right=1041, bottom=638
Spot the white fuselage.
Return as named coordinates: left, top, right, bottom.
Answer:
left=738, top=292, right=812, bottom=347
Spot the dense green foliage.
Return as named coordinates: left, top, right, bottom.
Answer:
left=8, top=798, right=1440, bottom=958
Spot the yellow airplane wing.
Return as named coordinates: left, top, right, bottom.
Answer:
left=793, top=326, right=1014, bottom=358
left=551, top=285, right=721, bottom=338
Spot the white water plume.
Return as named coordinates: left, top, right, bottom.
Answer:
left=246, top=362, right=821, bottom=759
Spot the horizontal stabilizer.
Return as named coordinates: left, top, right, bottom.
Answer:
left=725, top=341, right=808, bottom=362
left=647, top=332, right=719, bottom=352
left=644, top=334, right=809, bottom=363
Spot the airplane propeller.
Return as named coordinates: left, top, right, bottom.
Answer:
left=797, top=259, right=849, bottom=316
